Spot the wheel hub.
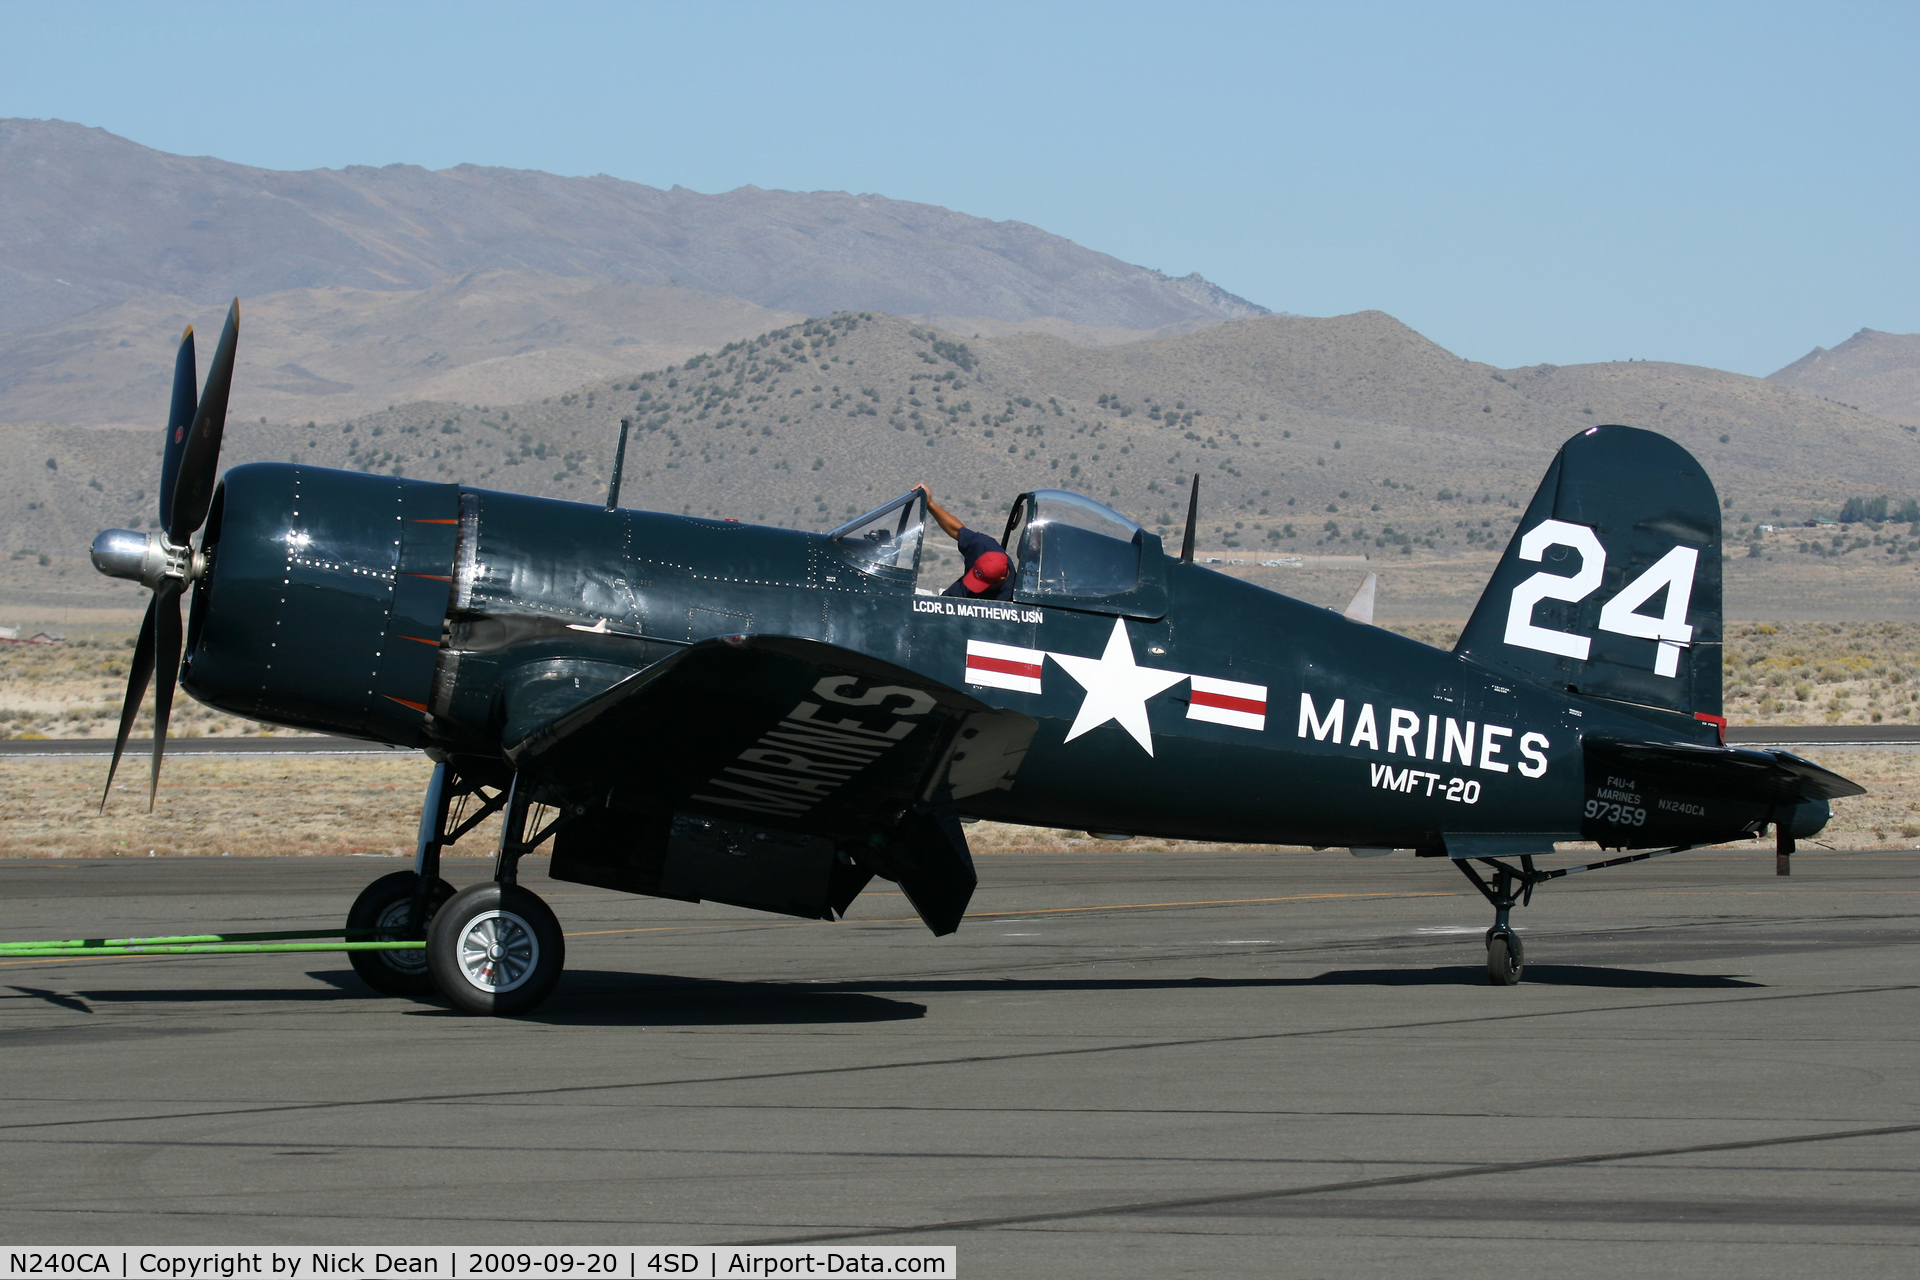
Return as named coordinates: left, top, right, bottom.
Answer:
left=456, top=910, right=539, bottom=994
left=373, top=897, right=430, bottom=976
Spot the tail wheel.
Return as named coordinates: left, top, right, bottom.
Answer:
left=346, top=871, right=455, bottom=997
left=1486, top=932, right=1524, bottom=986
left=427, top=882, right=566, bottom=1016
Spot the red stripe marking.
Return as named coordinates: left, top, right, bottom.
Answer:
left=384, top=696, right=429, bottom=713
left=1694, top=711, right=1727, bottom=744
left=411, top=518, right=458, bottom=524
left=405, top=573, right=453, bottom=581
left=1191, top=690, right=1265, bottom=716
left=395, top=635, right=439, bottom=647
left=967, top=655, right=1043, bottom=679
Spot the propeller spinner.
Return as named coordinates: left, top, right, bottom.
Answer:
left=90, top=299, right=240, bottom=810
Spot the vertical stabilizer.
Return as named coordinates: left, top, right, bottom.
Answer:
left=1454, top=425, right=1721, bottom=718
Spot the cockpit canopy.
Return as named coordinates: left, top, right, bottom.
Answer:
left=1003, top=490, right=1166, bottom=617
left=828, top=487, right=1166, bottom=617
left=827, top=490, right=926, bottom=582
left=1003, top=490, right=1142, bottom=597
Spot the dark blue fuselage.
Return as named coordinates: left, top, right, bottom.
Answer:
left=183, top=463, right=1741, bottom=852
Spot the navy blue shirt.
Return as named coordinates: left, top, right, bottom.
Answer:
left=941, top=527, right=1014, bottom=600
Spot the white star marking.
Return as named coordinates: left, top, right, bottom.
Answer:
left=1048, top=618, right=1189, bottom=756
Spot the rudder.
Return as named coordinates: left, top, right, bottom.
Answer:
left=1455, top=425, right=1721, bottom=719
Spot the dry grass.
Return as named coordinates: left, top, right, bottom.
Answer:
left=1, top=745, right=1909, bottom=861
left=0, top=753, right=1311, bottom=861
left=0, top=635, right=301, bottom=739
left=0, top=754, right=447, bottom=859
left=1377, top=619, right=1920, bottom=727
left=1722, top=621, right=1920, bottom=725
left=1795, top=749, right=1920, bottom=848
left=1382, top=619, right=1466, bottom=649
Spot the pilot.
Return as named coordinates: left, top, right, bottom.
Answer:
left=917, top=484, right=1014, bottom=601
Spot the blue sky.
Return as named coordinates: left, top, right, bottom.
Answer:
left=3, top=1, right=1914, bottom=376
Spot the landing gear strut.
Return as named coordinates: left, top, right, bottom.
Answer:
left=424, top=770, right=569, bottom=1016
left=1454, top=844, right=1697, bottom=986
left=346, top=762, right=570, bottom=1014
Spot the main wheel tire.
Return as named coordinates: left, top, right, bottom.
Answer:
left=346, top=871, right=455, bottom=997
left=427, top=881, right=566, bottom=1016
left=1487, top=933, right=1524, bottom=986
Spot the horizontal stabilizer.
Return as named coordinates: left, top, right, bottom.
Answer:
left=1586, top=737, right=1866, bottom=805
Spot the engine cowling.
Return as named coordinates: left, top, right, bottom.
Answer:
left=181, top=462, right=460, bottom=746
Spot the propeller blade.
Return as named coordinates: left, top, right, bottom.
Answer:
left=168, top=299, right=239, bottom=541
left=148, top=578, right=185, bottom=812
left=157, top=326, right=197, bottom=535
left=100, top=591, right=161, bottom=811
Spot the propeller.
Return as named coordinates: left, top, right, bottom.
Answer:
left=91, top=300, right=240, bottom=811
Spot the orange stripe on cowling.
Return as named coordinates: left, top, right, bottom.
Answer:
left=405, top=573, right=453, bottom=581
left=412, top=518, right=458, bottom=524
left=396, top=634, right=440, bottom=647
left=384, top=696, right=429, bottom=713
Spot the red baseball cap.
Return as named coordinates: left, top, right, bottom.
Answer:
left=962, top=550, right=1011, bottom=594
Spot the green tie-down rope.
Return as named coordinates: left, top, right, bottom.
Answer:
left=0, top=928, right=425, bottom=959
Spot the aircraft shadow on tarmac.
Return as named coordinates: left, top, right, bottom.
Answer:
left=6, top=985, right=99, bottom=1013
left=61, top=984, right=370, bottom=1006
left=1288, top=965, right=1761, bottom=989
left=392, top=970, right=931, bottom=1027
left=29, top=972, right=924, bottom=1026
left=433, top=963, right=1759, bottom=1026
left=537, top=975, right=922, bottom=1025
left=768, top=966, right=1762, bottom=993
left=43, top=963, right=1759, bottom=1024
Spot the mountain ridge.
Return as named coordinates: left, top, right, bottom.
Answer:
left=7, top=308, right=1910, bottom=618
left=0, top=117, right=1267, bottom=336
left=1769, top=327, right=1920, bottom=426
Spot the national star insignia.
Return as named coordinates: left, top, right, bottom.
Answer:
left=1048, top=617, right=1188, bottom=756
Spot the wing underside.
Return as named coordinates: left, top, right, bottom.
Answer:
left=501, top=634, right=1036, bottom=934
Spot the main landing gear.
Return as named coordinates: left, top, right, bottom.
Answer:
left=347, top=762, right=569, bottom=1016
left=1454, top=845, right=1694, bottom=986
left=430, top=881, right=565, bottom=1016
left=346, top=870, right=454, bottom=997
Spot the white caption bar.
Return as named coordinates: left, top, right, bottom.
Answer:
left=0, top=1247, right=956, bottom=1280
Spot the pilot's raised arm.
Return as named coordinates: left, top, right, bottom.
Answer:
left=916, top=484, right=1013, bottom=601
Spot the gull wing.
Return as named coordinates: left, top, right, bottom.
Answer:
left=502, top=634, right=1036, bottom=933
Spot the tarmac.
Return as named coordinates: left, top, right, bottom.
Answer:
left=0, top=846, right=1915, bottom=1277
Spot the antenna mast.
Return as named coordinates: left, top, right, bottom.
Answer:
left=605, top=417, right=631, bottom=512
left=1179, top=473, right=1200, bottom=563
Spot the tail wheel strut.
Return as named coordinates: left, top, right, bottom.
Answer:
left=1454, top=844, right=1695, bottom=986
